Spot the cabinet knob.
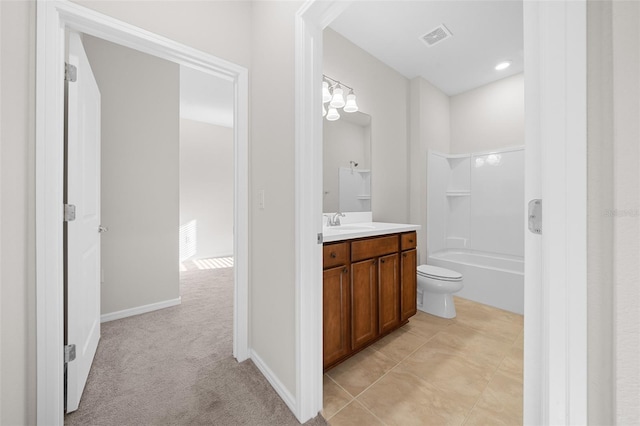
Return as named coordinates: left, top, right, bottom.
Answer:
left=409, top=239, right=414, bottom=243
left=403, top=253, right=407, bottom=257
left=330, top=252, right=337, bottom=258
left=381, top=259, right=385, bottom=264
left=343, top=267, right=348, bottom=274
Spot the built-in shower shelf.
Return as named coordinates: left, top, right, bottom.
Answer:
left=356, top=195, right=371, bottom=200
left=446, top=190, right=471, bottom=197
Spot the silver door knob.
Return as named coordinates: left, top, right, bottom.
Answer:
left=98, top=225, right=109, bottom=233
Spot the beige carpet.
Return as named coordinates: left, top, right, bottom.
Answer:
left=65, top=267, right=326, bottom=426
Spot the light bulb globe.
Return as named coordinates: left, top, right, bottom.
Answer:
left=343, top=93, right=358, bottom=113
left=330, top=86, right=345, bottom=108
left=322, top=81, right=332, bottom=103
left=326, top=107, right=340, bottom=121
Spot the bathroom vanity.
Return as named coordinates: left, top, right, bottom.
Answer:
left=322, top=225, right=419, bottom=370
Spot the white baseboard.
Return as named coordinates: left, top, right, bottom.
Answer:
left=101, top=297, right=181, bottom=323
left=250, top=349, right=297, bottom=415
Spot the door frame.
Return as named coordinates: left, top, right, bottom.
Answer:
left=35, top=1, right=250, bottom=423
left=294, top=0, right=587, bottom=424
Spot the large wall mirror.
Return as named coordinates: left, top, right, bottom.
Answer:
left=323, top=111, right=372, bottom=213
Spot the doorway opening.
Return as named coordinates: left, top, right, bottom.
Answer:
left=36, top=2, right=249, bottom=423
left=294, top=0, right=588, bottom=424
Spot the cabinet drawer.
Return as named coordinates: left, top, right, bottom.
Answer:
left=351, top=235, right=399, bottom=262
left=323, top=242, right=349, bottom=269
left=401, top=232, right=417, bottom=251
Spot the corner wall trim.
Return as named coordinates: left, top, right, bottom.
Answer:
left=100, top=297, right=181, bottom=323
left=250, top=349, right=297, bottom=415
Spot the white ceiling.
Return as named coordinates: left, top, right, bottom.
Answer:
left=329, top=0, right=524, bottom=96
left=180, top=66, right=234, bottom=128
left=179, top=1, right=523, bottom=122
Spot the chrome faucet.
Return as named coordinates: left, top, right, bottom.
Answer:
left=326, top=212, right=345, bottom=227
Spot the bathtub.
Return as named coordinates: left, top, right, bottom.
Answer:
left=427, top=250, right=524, bottom=315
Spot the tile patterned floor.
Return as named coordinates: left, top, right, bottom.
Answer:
left=322, top=297, right=524, bottom=426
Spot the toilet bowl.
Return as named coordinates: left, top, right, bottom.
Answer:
left=416, top=264, right=463, bottom=319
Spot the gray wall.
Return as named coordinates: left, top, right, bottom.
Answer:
left=324, top=29, right=409, bottom=223
left=408, top=77, right=451, bottom=264
left=587, top=1, right=640, bottom=423
left=83, top=35, right=180, bottom=316
left=180, top=118, right=234, bottom=260
left=249, top=0, right=300, bottom=395
left=587, top=2, right=615, bottom=422
left=0, top=1, right=36, bottom=423
left=450, top=73, right=525, bottom=154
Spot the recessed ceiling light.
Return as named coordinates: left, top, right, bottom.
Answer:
left=495, top=61, right=512, bottom=71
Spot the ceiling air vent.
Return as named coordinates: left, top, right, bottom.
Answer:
left=420, top=24, right=453, bottom=47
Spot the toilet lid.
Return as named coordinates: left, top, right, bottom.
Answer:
left=417, top=264, right=462, bottom=280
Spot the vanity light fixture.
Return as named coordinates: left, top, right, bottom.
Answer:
left=323, top=74, right=358, bottom=120
left=495, top=60, right=511, bottom=71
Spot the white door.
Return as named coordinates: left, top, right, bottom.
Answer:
left=66, top=31, right=102, bottom=413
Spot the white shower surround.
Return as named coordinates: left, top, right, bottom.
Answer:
left=429, top=250, right=524, bottom=314
left=427, top=147, right=525, bottom=314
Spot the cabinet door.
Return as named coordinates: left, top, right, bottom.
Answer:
left=378, top=253, right=400, bottom=334
left=323, top=266, right=350, bottom=368
left=401, top=249, right=417, bottom=321
left=351, top=259, right=378, bottom=350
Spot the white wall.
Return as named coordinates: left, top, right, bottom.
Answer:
left=180, top=118, right=233, bottom=260
left=450, top=73, right=525, bottom=154
left=0, top=2, right=36, bottom=424
left=324, top=29, right=409, bottom=223
left=409, top=77, right=450, bottom=263
left=83, top=35, right=180, bottom=316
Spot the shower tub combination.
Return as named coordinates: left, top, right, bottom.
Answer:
left=427, top=250, right=524, bottom=315
left=427, top=148, right=525, bottom=315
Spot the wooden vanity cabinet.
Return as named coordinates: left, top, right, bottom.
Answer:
left=378, top=253, right=401, bottom=334
left=400, top=231, right=418, bottom=321
left=322, top=242, right=351, bottom=368
left=350, top=258, right=378, bottom=351
left=323, top=231, right=418, bottom=370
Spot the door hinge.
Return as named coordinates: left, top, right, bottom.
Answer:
left=65, top=63, right=77, bottom=82
left=528, top=199, right=542, bottom=234
left=317, top=233, right=323, bottom=244
left=64, top=344, right=76, bottom=364
left=64, top=204, right=76, bottom=222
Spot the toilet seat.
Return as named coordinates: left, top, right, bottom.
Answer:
left=417, top=264, right=462, bottom=282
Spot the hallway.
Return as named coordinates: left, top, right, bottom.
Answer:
left=65, top=266, right=324, bottom=425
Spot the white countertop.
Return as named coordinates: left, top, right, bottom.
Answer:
left=322, top=222, right=421, bottom=243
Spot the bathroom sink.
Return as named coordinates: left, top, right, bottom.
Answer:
left=330, top=224, right=376, bottom=231
left=322, top=221, right=421, bottom=243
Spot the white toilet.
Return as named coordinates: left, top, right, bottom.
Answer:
left=416, top=265, right=464, bottom=319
